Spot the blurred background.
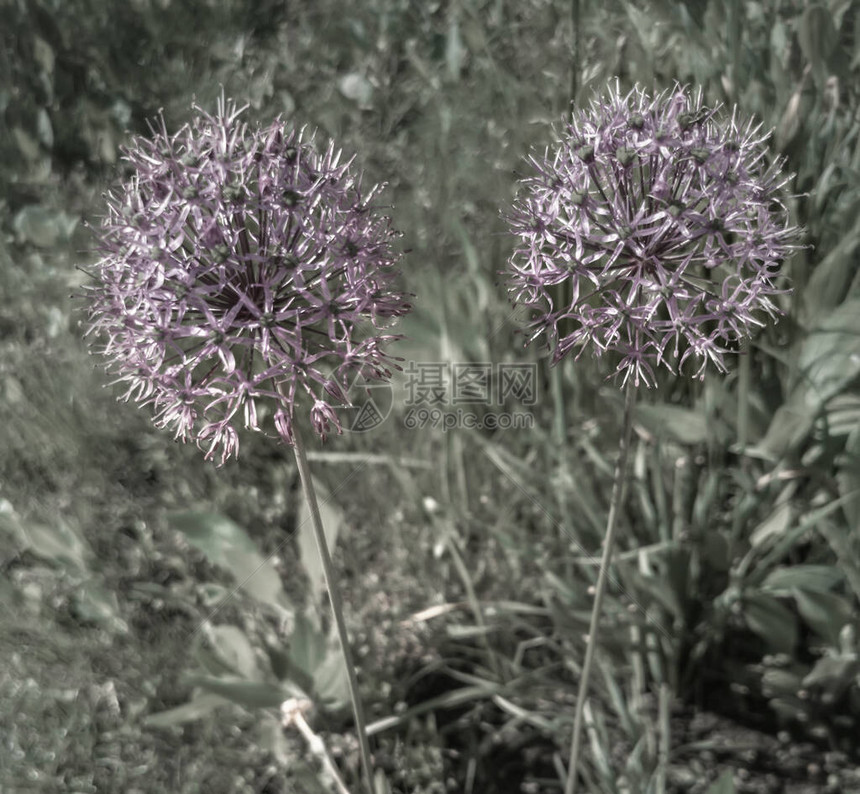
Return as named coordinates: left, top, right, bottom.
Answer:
left=1, top=0, right=859, bottom=792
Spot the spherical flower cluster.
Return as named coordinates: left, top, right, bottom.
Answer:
left=85, top=96, right=409, bottom=462
left=506, top=82, right=801, bottom=386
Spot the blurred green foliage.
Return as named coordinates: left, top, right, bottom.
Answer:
left=1, top=0, right=860, bottom=792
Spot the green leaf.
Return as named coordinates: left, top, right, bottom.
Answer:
left=312, top=643, right=350, bottom=711
left=142, top=692, right=229, bottom=728
left=706, top=770, right=735, bottom=794
left=826, top=394, right=860, bottom=437
left=290, top=762, right=334, bottom=794
left=204, top=624, right=262, bottom=681
left=281, top=616, right=349, bottom=709
left=798, top=298, right=860, bottom=404
left=837, top=423, right=860, bottom=529
left=289, top=612, right=327, bottom=678
left=761, top=668, right=804, bottom=697
left=32, top=34, right=54, bottom=75
left=753, top=397, right=815, bottom=459
left=802, top=655, right=860, bottom=691
left=701, top=531, right=731, bottom=572
left=791, top=587, right=853, bottom=644
left=797, top=3, right=838, bottom=86
left=804, top=218, right=860, bottom=320
left=665, top=548, right=691, bottom=618
left=169, top=511, right=288, bottom=609
left=634, top=403, right=709, bottom=445
left=365, top=685, right=501, bottom=736
left=0, top=512, right=90, bottom=573
left=12, top=205, right=77, bottom=248
left=296, top=480, right=346, bottom=605
left=195, top=642, right=239, bottom=678
left=744, top=593, right=798, bottom=654
left=625, top=568, right=684, bottom=620
left=761, top=564, right=843, bottom=594
left=445, top=16, right=465, bottom=81
left=817, top=519, right=860, bottom=602
left=71, top=580, right=129, bottom=634
left=769, top=695, right=810, bottom=722
left=265, top=611, right=343, bottom=703
left=262, top=638, right=297, bottom=685
left=749, top=502, right=793, bottom=549
left=185, top=675, right=287, bottom=710
left=11, top=126, right=40, bottom=162
left=258, top=713, right=291, bottom=765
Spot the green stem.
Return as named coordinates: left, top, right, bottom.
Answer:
left=730, top=343, right=752, bottom=559
left=728, top=0, right=741, bottom=99
left=656, top=681, right=671, bottom=794
left=570, top=0, right=581, bottom=104
left=565, top=377, right=637, bottom=794
left=737, top=343, right=751, bottom=453
left=292, top=425, right=374, bottom=794
left=552, top=360, right=574, bottom=554
left=552, top=362, right=568, bottom=449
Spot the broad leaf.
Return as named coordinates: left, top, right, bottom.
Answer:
left=142, top=692, right=229, bottom=728
left=290, top=762, right=335, bottom=794
left=312, top=640, right=350, bottom=711
left=634, top=403, right=709, bottom=445
left=804, top=219, right=860, bottom=320
left=296, top=479, right=346, bottom=605
left=185, top=675, right=287, bottom=710
left=12, top=205, right=78, bottom=248
left=754, top=397, right=815, bottom=459
left=802, top=656, right=860, bottom=691
left=797, top=2, right=838, bottom=87
left=797, top=298, right=860, bottom=405
left=791, top=587, right=853, bottom=645
left=762, top=668, right=804, bottom=697
left=289, top=612, right=328, bottom=678
left=620, top=567, right=684, bottom=620
left=769, top=695, right=810, bottom=723
left=0, top=512, right=90, bottom=573
left=264, top=612, right=339, bottom=702
left=258, top=713, right=292, bottom=766
left=665, top=548, right=692, bottom=620
left=837, top=423, right=860, bottom=530
left=744, top=593, right=798, bottom=654
left=761, top=564, right=843, bottom=594
left=169, top=511, right=288, bottom=609
left=204, top=624, right=262, bottom=681
left=749, top=502, right=792, bottom=549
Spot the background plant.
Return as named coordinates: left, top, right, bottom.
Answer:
left=2, top=1, right=860, bottom=793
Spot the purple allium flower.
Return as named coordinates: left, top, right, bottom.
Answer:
left=85, top=96, right=409, bottom=463
left=506, top=82, right=801, bottom=387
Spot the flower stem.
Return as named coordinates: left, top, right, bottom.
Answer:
left=737, top=342, right=751, bottom=452
left=565, top=377, right=637, bottom=794
left=291, top=425, right=375, bottom=794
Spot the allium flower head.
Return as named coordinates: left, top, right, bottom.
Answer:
left=85, top=96, right=409, bottom=462
left=506, top=81, right=801, bottom=386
